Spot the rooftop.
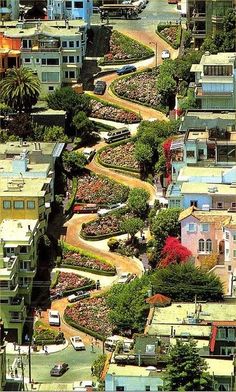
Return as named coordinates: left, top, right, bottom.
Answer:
left=0, top=177, right=51, bottom=196
left=180, top=110, right=236, bottom=132
left=0, top=159, right=50, bottom=176
left=205, top=358, right=235, bottom=377
left=181, top=182, right=236, bottom=196
left=0, top=219, right=38, bottom=242
left=200, top=52, right=236, bottom=66
left=178, top=166, right=230, bottom=181
left=0, top=142, right=63, bottom=157
left=179, top=207, right=236, bottom=227
left=107, top=364, right=163, bottom=377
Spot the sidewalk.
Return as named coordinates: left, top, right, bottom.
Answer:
left=6, top=340, right=68, bottom=355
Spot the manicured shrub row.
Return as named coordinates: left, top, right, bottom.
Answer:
left=64, top=177, right=78, bottom=215
left=50, top=271, right=95, bottom=296
left=97, top=142, right=139, bottom=173
left=64, top=313, right=105, bottom=341
left=33, top=321, right=65, bottom=345
left=60, top=264, right=116, bottom=276
left=156, top=24, right=182, bottom=49
left=80, top=230, right=124, bottom=241
left=89, top=96, right=141, bottom=123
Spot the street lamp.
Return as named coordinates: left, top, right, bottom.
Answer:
left=149, top=41, right=158, bottom=69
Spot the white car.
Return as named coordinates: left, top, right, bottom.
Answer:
left=48, top=310, right=60, bottom=326
left=161, top=49, right=171, bottom=59
left=97, top=203, right=126, bottom=217
left=117, top=272, right=132, bottom=284
left=73, top=380, right=95, bottom=391
left=70, top=336, right=86, bottom=351
left=83, top=148, right=96, bottom=162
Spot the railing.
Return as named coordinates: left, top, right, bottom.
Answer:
left=196, top=87, right=233, bottom=97
left=192, top=29, right=206, bottom=35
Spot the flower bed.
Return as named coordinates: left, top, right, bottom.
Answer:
left=33, top=321, right=64, bottom=345
left=101, top=30, right=153, bottom=64
left=64, top=297, right=112, bottom=338
left=76, top=173, right=129, bottom=205
left=112, top=70, right=160, bottom=109
left=89, top=98, right=140, bottom=123
left=156, top=24, right=182, bottom=49
left=61, top=243, right=116, bottom=275
left=99, top=142, right=139, bottom=170
left=50, top=271, right=93, bottom=296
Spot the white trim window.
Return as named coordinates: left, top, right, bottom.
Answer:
left=206, top=239, right=212, bottom=253
left=201, top=223, right=209, bottom=232
left=187, top=223, right=196, bottom=232
left=198, top=239, right=205, bottom=252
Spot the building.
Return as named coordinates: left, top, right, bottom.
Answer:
left=191, top=52, right=236, bottom=110
left=0, top=0, right=19, bottom=20
left=0, top=320, right=6, bottom=391
left=187, top=0, right=236, bottom=48
left=47, top=0, right=93, bottom=27
left=0, top=35, right=21, bottom=79
left=179, top=206, right=236, bottom=295
left=0, top=20, right=87, bottom=94
left=0, top=142, right=64, bottom=343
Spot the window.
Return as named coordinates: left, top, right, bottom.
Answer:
left=5, top=247, right=15, bottom=255
left=0, top=299, right=8, bottom=304
left=74, top=1, right=83, bottom=8
left=201, top=223, right=209, bottom=232
left=145, top=387, right=151, bottom=392
left=64, top=71, right=75, bottom=79
left=218, top=328, right=227, bottom=339
left=227, top=329, right=235, bottom=340
left=76, top=41, right=80, bottom=47
left=206, top=239, right=212, bottom=252
left=3, top=200, right=11, bottom=209
left=76, top=56, right=80, bottom=63
left=116, top=388, right=124, bottom=392
left=19, top=277, right=29, bottom=287
left=225, top=232, right=229, bottom=240
left=233, top=234, right=236, bottom=241
left=187, top=223, right=196, bottom=232
left=233, top=250, right=236, bottom=258
left=36, top=58, right=40, bottom=63
left=24, top=58, right=31, bottom=63
left=62, top=41, right=67, bottom=47
left=62, top=56, right=68, bottom=63
left=217, top=202, right=223, bottom=209
left=27, top=201, right=35, bottom=209
left=198, top=239, right=205, bottom=252
left=48, top=86, right=54, bottom=91
left=22, top=39, right=32, bottom=49
left=69, top=41, right=74, bottom=48
left=65, top=0, right=72, bottom=6
left=186, top=150, right=195, bottom=158
left=42, top=72, right=59, bottom=82
left=20, top=261, right=28, bottom=270
left=14, top=201, right=24, bottom=209
left=231, top=202, right=236, bottom=208
left=190, top=200, right=198, bottom=207
left=19, top=246, right=28, bottom=254
left=69, top=56, right=75, bottom=63
left=42, top=58, right=59, bottom=66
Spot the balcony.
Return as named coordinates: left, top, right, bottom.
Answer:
left=192, top=29, right=206, bottom=37
left=19, top=267, right=36, bottom=278
left=10, top=297, right=25, bottom=311
left=191, top=12, right=206, bottom=20
left=0, top=256, right=18, bottom=279
left=196, top=87, right=233, bottom=97
left=0, top=283, right=19, bottom=297
left=21, top=40, right=61, bottom=53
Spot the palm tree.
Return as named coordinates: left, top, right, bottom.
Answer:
left=0, top=67, right=40, bottom=113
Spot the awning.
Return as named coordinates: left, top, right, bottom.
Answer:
left=209, top=325, right=218, bottom=353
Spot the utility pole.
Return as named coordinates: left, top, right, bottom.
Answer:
left=149, top=41, right=158, bottom=69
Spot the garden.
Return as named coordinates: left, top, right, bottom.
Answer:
left=60, top=242, right=116, bottom=275
left=99, top=141, right=139, bottom=171
left=33, top=321, right=65, bottom=346
left=64, top=297, right=113, bottom=339
left=100, top=30, right=153, bottom=64
left=112, top=69, right=160, bottom=109
left=89, top=98, right=141, bottom=123
left=50, top=271, right=95, bottom=296
left=81, top=210, right=134, bottom=239
left=156, top=23, right=182, bottom=49
left=76, top=173, right=129, bottom=205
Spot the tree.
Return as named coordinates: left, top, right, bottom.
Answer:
left=9, top=113, right=33, bottom=138
left=43, top=126, right=69, bottom=142
left=166, top=339, right=214, bottom=391
left=134, top=142, right=153, bottom=177
left=121, top=217, right=144, bottom=243
left=0, top=67, right=40, bottom=113
left=151, top=208, right=182, bottom=261
left=150, top=262, right=224, bottom=301
left=62, top=151, right=87, bottom=174
left=92, top=354, right=107, bottom=380
left=159, top=236, right=192, bottom=267
left=106, top=276, right=150, bottom=333
left=72, top=111, right=95, bottom=139
left=156, top=74, right=177, bottom=105
left=127, top=188, right=149, bottom=217
left=47, top=87, right=90, bottom=118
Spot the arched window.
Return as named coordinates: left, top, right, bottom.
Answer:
left=198, top=239, right=205, bottom=252
left=206, top=239, right=212, bottom=252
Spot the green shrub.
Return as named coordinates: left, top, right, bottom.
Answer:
left=107, top=237, right=120, bottom=251
left=64, top=313, right=105, bottom=340
left=64, top=177, right=78, bottom=215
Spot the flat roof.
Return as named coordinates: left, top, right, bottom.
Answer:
left=0, top=142, right=58, bottom=156
left=147, top=302, right=236, bottom=337
left=181, top=182, right=236, bottom=195
left=200, top=52, right=236, bottom=66
left=178, top=166, right=226, bottom=179
left=107, top=364, right=163, bottom=377
left=181, top=111, right=236, bottom=132
left=0, top=177, right=51, bottom=196
left=205, top=358, right=235, bottom=377
left=31, top=109, right=66, bottom=116
left=0, top=219, right=38, bottom=242
left=0, top=160, right=50, bottom=175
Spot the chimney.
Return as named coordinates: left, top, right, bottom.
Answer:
left=17, top=222, right=22, bottom=229
left=26, top=225, right=32, bottom=236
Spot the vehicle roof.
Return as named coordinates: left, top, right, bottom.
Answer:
left=49, top=310, right=59, bottom=315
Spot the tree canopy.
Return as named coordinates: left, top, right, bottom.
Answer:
left=159, top=236, right=192, bottom=267
left=127, top=188, right=149, bottom=217
left=121, top=217, right=144, bottom=243
left=72, top=110, right=95, bottom=139
left=62, top=151, right=87, bottom=174
left=166, top=339, right=214, bottom=391
left=0, top=67, right=40, bottom=113
left=47, top=87, right=91, bottom=119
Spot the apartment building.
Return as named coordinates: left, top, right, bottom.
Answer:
left=0, top=320, right=6, bottom=391
left=47, top=0, right=93, bottom=27
left=0, top=0, right=19, bottom=20
left=187, top=0, right=236, bottom=47
left=191, top=52, right=236, bottom=110
left=179, top=206, right=236, bottom=295
left=0, top=20, right=87, bottom=94
left=0, top=142, right=64, bottom=343
left=0, top=35, right=21, bottom=79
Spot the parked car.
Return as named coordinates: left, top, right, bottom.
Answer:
left=117, top=272, right=133, bottom=284
left=94, top=80, right=106, bottom=95
left=97, top=203, right=126, bottom=217
left=70, top=336, right=86, bottom=351
left=73, top=204, right=98, bottom=214
left=161, top=49, right=170, bottom=59
left=116, top=65, right=137, bottom=75
left=50, top=362, right=69, bottom=376
left=67, top=291, right=90, bottom=303
left=48, top=310, right=60, bottom=326
left=83, top=148, right=96, bottom=162
left=50, top=292, right=63, bottom=301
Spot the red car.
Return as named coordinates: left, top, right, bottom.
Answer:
left=73, top=204, right=98, bottom=214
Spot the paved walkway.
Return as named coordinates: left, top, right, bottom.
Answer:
left=6, top=340, right=68, bottom=355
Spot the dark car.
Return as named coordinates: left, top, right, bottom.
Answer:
left=94, top=80, right=106, bottom=95
left=50, top=363, right=69, bottom=377
left=67, top=291, right=90, bottom=303
left=116, top=65, right=137, bottom=75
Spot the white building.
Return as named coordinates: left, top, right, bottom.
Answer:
left=47, top=0, right=93, bottom=27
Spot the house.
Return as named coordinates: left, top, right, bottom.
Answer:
left=47, top=0, right=93, bottom=27
left=0, top=20, right=87, bottom=94
left=178, top=206, right=236, bottom=295
left=191, top=52, right=236, bottom=110
left=0, top=34, right=21, bottom=79
left=0, top=0, right=19, bottom=20
left=186, top=0, right=236, bottom=48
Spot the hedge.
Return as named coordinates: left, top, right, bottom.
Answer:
left=87, top=94, right=142, bottom=123
left=50, top=270, right=60, bottom=289
left=60, top=263, right=116, bottom=276
left=156, top=24, right=182, bottom=49
left=98, top=54, right=153, bottom=66
left=96, top=142, right=140, bottom=174
left=64, top=313, right=106, bottom=341
left=80, top=229, right=125, bottom=241
left=34, top=338, right=65, bottom=345
left=64, top=177, right=78, bottom=216
left=50, top=269, right=96, bottom=296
